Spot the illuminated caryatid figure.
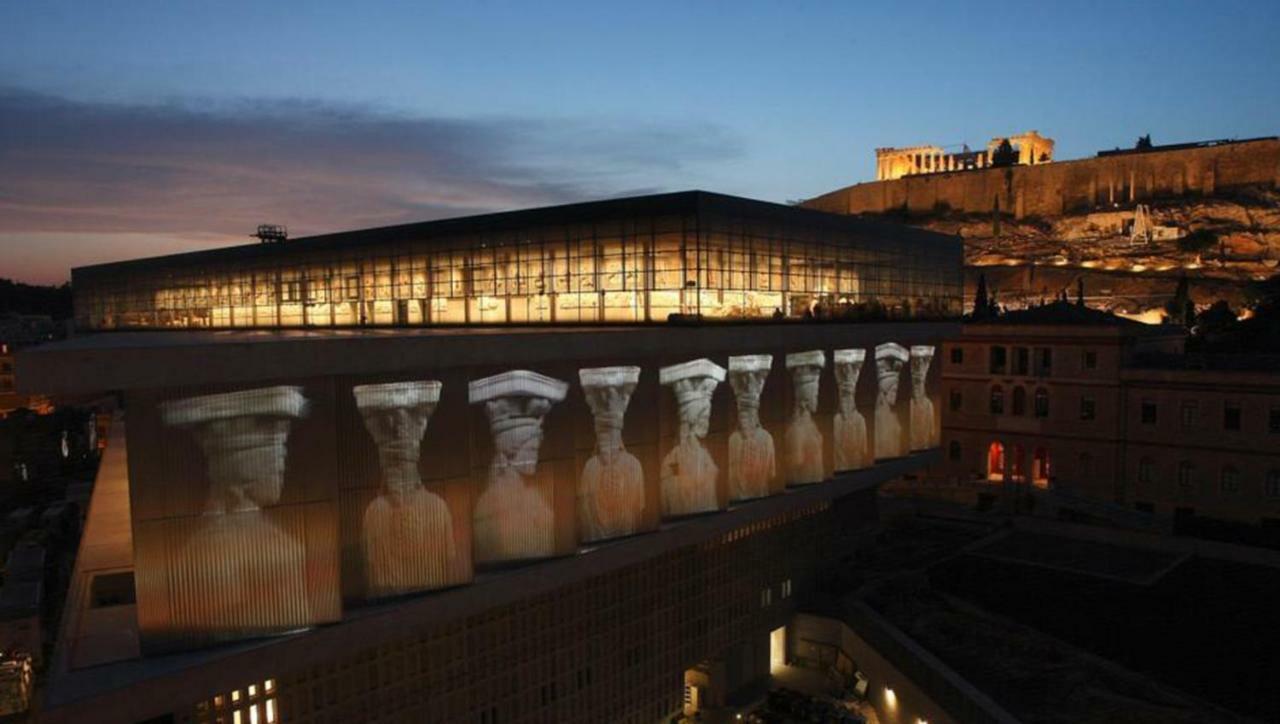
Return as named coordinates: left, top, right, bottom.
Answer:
left=353, top=381, right=458, bottom=598
left=833, top=348, right=869, bottom=471
left=874, top=343, right=909, bottom=459
left=909, top=346, right=938, bottom=451
left=659, top=359, right=725, bottom=516
left=158, top=386, right=313, bottom=635
left=577, top=366, right=644, bottom=542
left=727, top=355, right=775, bottom=501
left=784, top=350, right=826, bottom=485
left=469, top=370, right=568, bottom=562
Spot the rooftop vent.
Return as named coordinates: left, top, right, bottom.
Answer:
left=253, top=224, right=288, bottom=243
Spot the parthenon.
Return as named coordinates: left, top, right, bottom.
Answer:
left=875, top=130, right=1055, bottom=180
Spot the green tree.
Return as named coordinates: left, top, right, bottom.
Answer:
left=990, top=138, right=1017, bottom=167
left=1177, top=229, right=1217, bottom=255
left=1165, top=274, right=1193, bottom=326
left=1135, top=134, right=1153, bottom=150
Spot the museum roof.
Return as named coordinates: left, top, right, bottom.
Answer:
left=72, top=190, right=958, bottom=280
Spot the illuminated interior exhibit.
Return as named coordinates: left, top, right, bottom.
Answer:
left=909, top=346, right=938, bottom=451
left=874, top=343, right=910, bottom=459
left=659, top=359, right=726, bottom=517
left=70, top=192, right=961, bottom=331
left=784, top=350, right=826, bottom=485
left=833, top=348, right=870, bottom=471
left=727, top=355, right=776, bottom=501
left=577, top=366, right=645, bottom=541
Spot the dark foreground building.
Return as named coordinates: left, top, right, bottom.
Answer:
left=21, top=192, right=961, bottom=723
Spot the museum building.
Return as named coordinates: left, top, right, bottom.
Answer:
left=21, top=192, right=961, bottom=723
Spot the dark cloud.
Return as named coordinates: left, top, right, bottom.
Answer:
left=0, top=87, right=741, bottom=243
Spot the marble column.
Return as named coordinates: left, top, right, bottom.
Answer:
left=577, top=366, right=644, bottom=542
left=353, top=380, right=458, bottom=597
left=158, top=385, right=314, bottom=635
left=727, top=354, right=775, bottom=501
left=909, top=346, right=937, bottom=451
left=833, top=348, right=869, bottom=471
left=659, top=359, right=725, bottom=516
left=785, top=350, right=825, bottom=485
left=469, top=370, right=568, bottom=562
left=874, top=343, right=908, bottom=460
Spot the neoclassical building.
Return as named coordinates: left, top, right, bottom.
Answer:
left=937, top=302, right=1280, bottom=526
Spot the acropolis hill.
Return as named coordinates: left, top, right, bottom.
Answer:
left=804, top=133, right=1280, bottom=318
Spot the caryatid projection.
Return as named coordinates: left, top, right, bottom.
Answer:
left=469, top=370, right=568, bottom=562
left=659, top=359, right=725, bottom=516
left=727, top=355, right=775, bottom=501
left=833, top=349, right=870, bottom=471
left=909, top=346, right=938, bottom=451
left=784, top=350, right=826, bottom=485
left=158, top=385, right=314, bottom=635
left=874, top=343, right=909, bottom=459
left=353, top=380, right=459, bottom=598
left=577, top=366, right=645, bottom=542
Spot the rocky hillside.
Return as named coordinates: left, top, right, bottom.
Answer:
left=890, top=186, right=1280, bottom=315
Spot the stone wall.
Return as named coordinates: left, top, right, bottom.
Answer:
left=808, top=138, right=1280, bottom=219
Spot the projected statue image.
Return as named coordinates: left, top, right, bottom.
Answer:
left=659, top=359, right=725, bottom=516
left=578, top=366, right=645, bottom=541
left=727, top=355, right=775, bottom=500
left=785, top=350, right=825, bottom=485
left=158, top=385, right=313, bottom=635
left=909, top=346, right=938, bottom=451
left=874, top=343, right=908, bottom=459
left=833, top=348, right=869, bottom=471
left=469, top=370, right=568, bottom=562
left=353, top=380, right=459, bottom=598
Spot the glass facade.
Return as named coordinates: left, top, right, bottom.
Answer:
left=72, top=192, right=962, bottom=330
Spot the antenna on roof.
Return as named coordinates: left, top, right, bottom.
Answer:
left=253, top=224, right=288, bottom=243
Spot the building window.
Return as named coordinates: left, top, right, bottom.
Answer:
left=1141, top=400, right=1157, bottom=425
left=990, top=346, right=1007, bottom=375
left=1013, top=347, right=1030, bottom=376
left=1080, top=396, right=1096, bottom=421
left=949, top=389, right=962, bottom=412
left=1012, top=386, right=1027, bottom=416
left=1270, top=407, right=1280, bottom=434
left=950, top=347, right=963, bottom=365
left=1082, top=350, right=1097, bottom=370
left=1181, top=401, right=1198, bottom=430
left=781, top=579, right=792, bottom=598
left=948, top=440, right=961, bottom=461
left=1078, top=453, right=1093, bottom=479
left=1138, top=457, right=1154, bottom=484
left=1224, top=402, right=1241, bottom=431
left=1034, top=388, right=1049, bottom=418
left=760, top=588, right=772, bottom=608
left=1267, top=470, right=1280, bottom=498
left=990, top=386, right=1004, bottom=415
left=1036, top=347, right=1053, bottom=376
left=1177, top=461, right=1196, bottom=494
left=1220, top=466, right=1240, bottom=494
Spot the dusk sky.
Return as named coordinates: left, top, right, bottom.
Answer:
left=2, top=1, right=1277, bottom=284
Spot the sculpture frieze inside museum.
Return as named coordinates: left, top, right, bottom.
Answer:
left=727, top=355, right=775, bottom=500
left=784, top=350, right=825, bottom=485
left=577, top=366, right=645, bottom=541
left=659, top=359, right=725, bottom=516
left=469, top=370, right=568, bottom=563
left=353, top=380, right=461, bottom=598
left=157, top=385, right=316, bottom=638
left=833, top=348, right=870, bottom=471
left=874, top=343, right=909, bottom=459
left=909, top=346, right=938, bottom=451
